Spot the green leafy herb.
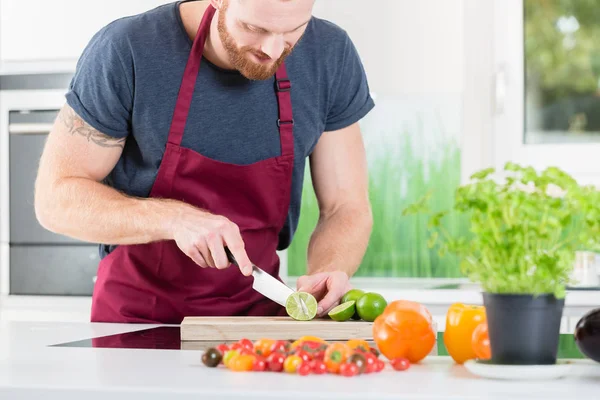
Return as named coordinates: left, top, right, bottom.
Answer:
left=403, top=163, right=600, bottom=298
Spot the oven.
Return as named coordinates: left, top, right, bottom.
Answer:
left=1, top=75, right=99, bottom=296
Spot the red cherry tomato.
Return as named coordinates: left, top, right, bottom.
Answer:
left=295, top=350, right=312, bottom=362
left=238, top=338, right=254, bottom=352
left=375, top=359, right=386, bottom=372
left=313, top=350, right=325, bottom=360
left=298, top=362, right=312, bottom=376
left=252, top=356, right=267, bottom=372
left=271, top=340, right=289, bottom=354
left=216, top=344, right=229, bottom=355
left=229, top=343, right=243, bottom=351
left=390, top=357, right=411, bottom=371
left=339, top=363, right=359, bottom=377
left=311, top=360, right=327, bottom=375
left=267, top=352, right=285, bottom=372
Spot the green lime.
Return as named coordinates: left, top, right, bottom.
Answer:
left=341, top=289, right=365, bottom=320
left=328, top=300, right=356, bottom=321
left=286, top=292, right=317, bottom=321
left=356, top=292, right=387, bottom=322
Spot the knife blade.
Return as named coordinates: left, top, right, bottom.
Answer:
left=224, top=247, right=295, bottom=307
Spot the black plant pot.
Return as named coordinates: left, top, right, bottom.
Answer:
left=482, top=292, right=565, bottom=365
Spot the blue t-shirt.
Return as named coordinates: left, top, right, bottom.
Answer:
left=65, top=0, right=375, bottom=258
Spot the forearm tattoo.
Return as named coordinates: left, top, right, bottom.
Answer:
left=58, top=106, right=126, bottom=149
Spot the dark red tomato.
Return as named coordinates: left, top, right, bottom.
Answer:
left=375, top=359, right=386, bottom=372
left=311, top=360, right=327, bottom=375
left=252, top=356, right=267, bottom=372
left=390, top=357, right=410, bottom=371
left=364, top=353, right=377, bottom=373
left=216, top=344, right=229, bottom=355
left=267, top=352, right=286, bottom=372
left=339, top=363, right=359, bottom=377
left=298, top=362, right=312, bottom=376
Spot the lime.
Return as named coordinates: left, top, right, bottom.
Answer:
left=286, top=292, right=317, bottom=321
left=328, top=300, right=356, bottom=322
left=356, top=292, right=387, bottom=322
left=341, top=289, right=365, bottom=320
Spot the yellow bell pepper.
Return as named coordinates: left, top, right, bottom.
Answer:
left=443, top=303, right=487, bottom=364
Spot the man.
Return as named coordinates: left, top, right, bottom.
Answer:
left=34, top=0, right=374, bottom=324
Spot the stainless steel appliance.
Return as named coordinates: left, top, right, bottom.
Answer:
left=7, top=109, right=99, bottom=295
left=1, top=74, right=99, bottom=296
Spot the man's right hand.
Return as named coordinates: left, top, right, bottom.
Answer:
left=170, top=204, right=253, bottom=276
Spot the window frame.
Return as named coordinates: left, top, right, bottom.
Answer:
left=491, top=0, right=600, bottom=186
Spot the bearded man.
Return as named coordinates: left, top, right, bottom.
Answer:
left=34, top=0, right=375, bottom=323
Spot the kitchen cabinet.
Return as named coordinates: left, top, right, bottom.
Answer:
left=0, top=0, right=171, bottom=64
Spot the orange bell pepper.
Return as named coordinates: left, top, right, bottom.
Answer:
left=472, top=322, right=491, bottom=360
left=372, top=300, right=436, bottom=363
left=443, top=303, right=487, bottom=364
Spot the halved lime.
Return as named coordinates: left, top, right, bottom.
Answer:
left=328, top=300, right=356, bottom=322
left=286, top=292, right=317, bottom=321
left=341, top=289, right=365, bottom=320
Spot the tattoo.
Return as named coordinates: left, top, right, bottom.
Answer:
left=58, top=106, right=126, bottom=149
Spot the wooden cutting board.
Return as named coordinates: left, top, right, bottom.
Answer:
left=180, top=316, right=373, bottom=342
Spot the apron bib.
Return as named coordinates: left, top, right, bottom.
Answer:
left=91, top=4, right=295, bottom=323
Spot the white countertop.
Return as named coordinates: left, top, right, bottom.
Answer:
left=0, top=319, right=599, bottom=400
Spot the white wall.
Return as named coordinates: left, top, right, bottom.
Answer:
left=312, top=0, right=465, bottom=96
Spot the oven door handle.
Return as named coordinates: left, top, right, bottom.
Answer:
left=8, top=123, right=54, bottom=135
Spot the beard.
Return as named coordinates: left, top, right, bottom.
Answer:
left=217, top=5, right=293, bottom=80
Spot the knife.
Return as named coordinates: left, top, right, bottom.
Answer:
left=224, top=247, right=308, bottom=313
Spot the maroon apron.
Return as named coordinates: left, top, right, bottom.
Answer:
left=90, top=4, right=294, bottom=324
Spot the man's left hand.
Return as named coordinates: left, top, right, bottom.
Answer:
left=296, top=271, right=352, bottom=318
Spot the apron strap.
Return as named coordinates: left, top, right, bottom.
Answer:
left=167, top=4, right=215, bottom=146
left=274, top=64, right=294, bottom=158
left=166, top=3, right=294, bottom=159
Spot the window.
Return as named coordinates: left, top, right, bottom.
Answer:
left=493, top=0, right=600, bottom=185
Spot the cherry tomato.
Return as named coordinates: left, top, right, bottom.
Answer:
left=238, top=338, right=254, bottom=352
left=216, top=344, right=229, bottom=355
left=252, top=356, right=267, bottom=372
left=390, top=357, right=410, bottom=371
left=311, top=360, right=327, bottom=375
left=223, top=350, right=240, bottom=368
left=267, top=352, right=286, bottom=372
left=348, top=353, right=367, bottom=374
left=298, top=362, right=312, bottom=376
left=295, top=350, right=312, bottom=363
left=271, top=340, right=289, bottom=354
left=253, top=339, right=275, bottom=357
left=363, top=352, right=377, bottom=373
left=230, top=354, right=255, bottom=372
left=339, top=363, right=359, bottom=377
left=313, top=350, right=325, bottom=361
left=375, top=359, right=386, bottom=372
left=237, top=348, right=254, bottom=356
left=283, top=355, right=303, bottom=373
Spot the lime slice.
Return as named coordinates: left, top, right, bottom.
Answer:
left=286, top=292, right=317, bottom=321
left=341, top=289, right=365, bottom=320
left=328, top=300, right=356, bottom=321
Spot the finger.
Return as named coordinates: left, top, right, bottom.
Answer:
left=317, top=277, right=348, bottom=317
left=195, top=240, right=216, bottom=268
left=188, top=246, right=209, bottom=268
left=222, top=225, right=252, bottom=276
left=206, top=233, right=228, bottom=269
left=297, top=272, right=328, bottom=295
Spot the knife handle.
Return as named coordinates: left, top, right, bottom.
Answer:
left=224, top=246, right=237, bottom=266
